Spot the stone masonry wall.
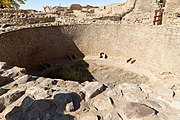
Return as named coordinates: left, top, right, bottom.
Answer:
left=163, top=0, right=180, bottom=25
left=0, top=24, right=179, bottom=75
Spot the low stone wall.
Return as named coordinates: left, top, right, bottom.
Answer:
left=0, top=24, right=179, bottom=75
left=0, top=9, right=56, bottom=25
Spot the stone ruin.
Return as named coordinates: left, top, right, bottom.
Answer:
left=0, top=0, right=180, bottom=120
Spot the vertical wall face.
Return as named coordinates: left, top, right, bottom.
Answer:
left=163, top=0, right=180, bottom=25
left=0, top=26, right=85, bottom=69
left=72, top=24, right=180, bottom=75
left=0, top=24, right=179, bottom=75
left=122, top=0, right=159, bottom=25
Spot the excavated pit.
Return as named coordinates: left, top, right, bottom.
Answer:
left=0, top=24, right=179, bottom=84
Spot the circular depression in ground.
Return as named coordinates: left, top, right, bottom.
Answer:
left=0, top=24, right=179, bottom=84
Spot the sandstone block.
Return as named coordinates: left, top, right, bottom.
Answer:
left=81, top=82, right=106, bottom=100
left=103, top=112, right=123, bottom=120
left=93, top=97, right=114, bottom=110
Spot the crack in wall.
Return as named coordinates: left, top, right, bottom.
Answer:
left=121, top=0, right=138, bottom=19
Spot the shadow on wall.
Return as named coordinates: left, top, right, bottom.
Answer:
left=5, top=92, right=81, bottom=120
left=0, top=26, right=95, bottom=82
left=0, top=26, right=84, bottom=69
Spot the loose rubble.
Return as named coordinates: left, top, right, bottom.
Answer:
left=0, top=63, right=179, bottom=120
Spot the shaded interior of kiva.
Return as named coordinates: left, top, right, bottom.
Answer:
left=0, top=24, right=179, bottom=83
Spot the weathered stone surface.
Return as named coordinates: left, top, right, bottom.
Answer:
left=3, top=89, right=25, bottom=106
left=124, top=91, right=148, bottom=102
left=105, top=87, right=123, bottom=97
left=156, top=96, right=180, bottom=110
left=0, top=62, right=6, bottom=70
left=26, top=86, right=49, bottom=100
left=143, top=100, right=162, bottom=110
left=92, top=97, right=114, bottom=110
left=0, top=1, right=180, bottom=119
left=14, top=75, right=31, bottom=84
left=21, top=96, right=35, bottom=111
left=1, top=66, right=25, bottom=78
left=103, top=112, right=123, bottom=120
left=124, top=102, right=158, bottom=119
left=54, top=93, right=75, bottom=112
left=139, top=84, right=153, bottom=93
left=154, top=86, right=174, bottom=98
left=121, top=83, right=141, bottom=91
left=66, top=102, right=74, bottom=112
left=79, top=114, right=99, bottom=120
left=81, top=82, right=106, bottom=100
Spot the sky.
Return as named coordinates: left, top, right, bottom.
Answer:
left=20, top=0, right=126, bottom=10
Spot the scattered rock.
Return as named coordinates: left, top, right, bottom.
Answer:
left=93, top=96, right=114, bottom=110
left=154, top=86, right=174, bottom=98
left=124, top=102, right=158, bottom=119
left=66, top=102, right=74, bottom=112
left=54, top=93, right=74, bottom=113
left=3, top=89, right=25, bottom=106
left=0, top=57, right=179, bottom=120
left=26, top=86, right=49, bottom=100
left=105, top=88, right=122, bottom=97
left=14, top=75, right=31, bottom=84
left=1, top=66, right=26, bottom=78
left=121, top=83, right=141, bottom=91
left=103, top=112, right=123, bottom=120
left=0, top=62, right=6, bottom=70
left=81, top=82, right=106, bottom=101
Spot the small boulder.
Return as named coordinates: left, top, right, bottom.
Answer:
left=124, top=102, right=158, bottom=119
left=0, top=62, right=6, bottom=70
left=3, top=89, right=25, bottom=106
left=14, top=75, right=31, bottom=84
left=81, top=82, right=106, bottom=101
left=103, top=112, right=123, bottom=120
left=26, top=86, right=49, bottom=100
left=54, top=93, right=75, bottom=113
